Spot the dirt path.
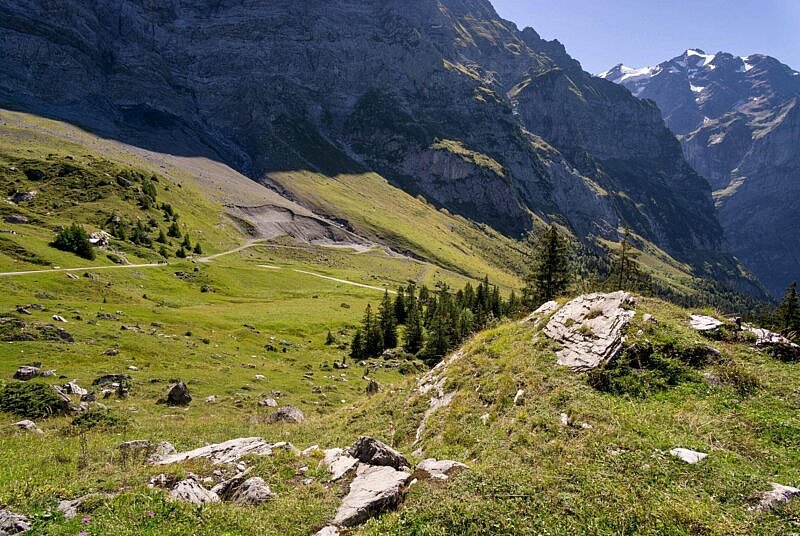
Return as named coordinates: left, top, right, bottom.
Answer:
left=292, top=269, right=396, bottom=294
left=0, top=262, right=166, bottom=277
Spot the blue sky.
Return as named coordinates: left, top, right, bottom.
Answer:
left=490, top=0, right=800, bottom=74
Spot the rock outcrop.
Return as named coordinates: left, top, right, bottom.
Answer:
left=348, top=437, right=409, bottom=470
left=153, top=437, right=276, bottom=466
left=169, top=479, right=220, bottom=505
left=165, top=382, right=191, bottom=406
left=265, top=406, right=304, bottom=424
left=543, top=292, right=636, bottom=370
left=754, top=483, right=800, bottom=511
left=0, top=508, right=30, bottom=535
left=332, top=464, right=411, bottom=527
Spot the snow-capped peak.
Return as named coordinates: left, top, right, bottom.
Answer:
left=685, top=49, right=715, bottom=67
left=597, top=63, right=658, bottom=84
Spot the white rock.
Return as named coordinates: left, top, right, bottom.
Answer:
left=14, top=420, right=42, bottom=434
left=689, top=315, right=724, bottom=331
left=669, top=448, right=708, bottom=464
left=0, top=507, right=31, bottom=534
left=415, top=459, right=468, bottom=481
left=332, top=464, right=411, bottom=527
left=315, top=526, right=340, bottom=536
left=513, top=389, right=525, bottom=406
left=169, top=479, right=220, bottom=505
left=153, top=437, right=275, bottom=466
left=755, top=483, right=800, bottom=511
left=323, top=448, right=360, bottom=481
left=52, top=315, right=68, bottom=323
left=544, top=292, right=636, bottom=371
left=205, top=395, right=217, bottom=404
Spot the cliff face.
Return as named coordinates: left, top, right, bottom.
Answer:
left=602, top=50, right=800, bottom=295
left=0, top=0, right=728, bottom=268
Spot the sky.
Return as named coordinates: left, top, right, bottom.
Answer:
left=489, top=0, right=800, bottom=74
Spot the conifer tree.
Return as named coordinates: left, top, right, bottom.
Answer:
left=777, top=282, right=800, bottom=333
left=393, top=286, right=407, bottom=325
left=350, top=329, right=364, bottom=360
left=608, top=228, right=642, bottom=291
left=378, top=290, right=398, bottom=350
left=524, top=224, right=571, bottom=307
left=362, top=304, right=383, bottom=357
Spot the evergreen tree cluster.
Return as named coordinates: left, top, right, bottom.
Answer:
left=350, top=277, right=524, bottom=365
left=51, top=223, right=95, bottom=260
left=776, top=282, right=799, bottom=337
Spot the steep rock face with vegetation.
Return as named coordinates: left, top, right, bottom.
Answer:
left=601, top=50, right=800, bottom=296
left=0, top=0, right=733, bottom=277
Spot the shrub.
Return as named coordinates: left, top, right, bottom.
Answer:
left=71, top=408, right=128, bottom=432
left=0, top=382, right=71, bottom=418
left=51, top=223, right=95, bottom=260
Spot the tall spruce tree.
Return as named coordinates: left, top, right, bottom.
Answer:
left=777, top=282, right=800, bottom=333
left=608, top=228, right=642, bottom=291
left=362, top=304, right=383, bottom=357
left=379, top=290, right=398, bottom=350
left=393, top=286, right=407, bottom=325
left=523, top=224, right=571, bottom=307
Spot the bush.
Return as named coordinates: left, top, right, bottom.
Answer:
left=71, top=408, right=128, bottom=431
left=0, top=382, right=71, bottom=418
left=51, top=223, right=95, bottom=260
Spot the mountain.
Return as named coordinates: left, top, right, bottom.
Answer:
left=600, top=49, right=800, bottom=296
left=0, top=0, right=758, bottom=296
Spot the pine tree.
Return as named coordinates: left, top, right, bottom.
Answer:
left=777, top=282, right=800, bottom=333
left=403, top=295, right=424, bottom=355
left=350, top=329, right=364, bottom=360
left=325, top=330, right=335, bottom=346
left=361, top=304, right=383, bottom=357
left=393, top=287, right=407, bottom=325
left=182, top=234, right=192, bottom=250
left=524, top=224, right=571, bottom=307
left=156, top=229, right=168, bottom=244
left=168, top=221, right=182, bottom=238
left=608, top=228, right=642, bottom=291
left=378, top=290, right=398, bottom=350
left=193, top=243, right=203, bottom=255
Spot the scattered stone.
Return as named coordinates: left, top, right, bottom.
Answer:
left=127, top=366, right=139, bottom=371
left=544, top=292, right=636, bottom=371
left=38, top=325, right=74, bottom=342
left=315, top=526, right=340, bottom=536
left=51, top=315, right=68, bottom=323
left=253, top=374, right=265, bottom=381
left=559, top=413, right=571, bottom=427
left=13, top=420, right=42, bottom=434
left=65, top=273, right=79, bottom=280
left=365, top=379, right=380, bottom=396
left=102, top=347, right=120, bottom=356
left=480, top=413, right=490, bottom=425
left=213, top=476, right=274, bottom=505
left=57, top=493, right=112, bottom=520
left=92, top=374, right=131, bottom=387
left=205, top=395, right=217, bottom=404
left=323, top=448, right=360, bottom=481
left=63, top=381, right=87, bottom=396
left=333, top=464, right=411, bottom=527
left=702, top=372, right=722, bottom=386
left=258, top=397, right=278, bottom=408
left=670, top=448, right=708, bottom=464
left=513, top=389, right=525, bottom=406
left=13, top=365, right=40, bottom=381
left=689, top=315, right=724, bottom=332
left=754, top=483, right=800, bottom=511
left=642, top=313, right=656, bottom=324
left=147, top=441, right=177, bottom=463
left=14, top=307, right=31, bottom=316
left=170, top=479, right=220, bottom=505
left=348, top=436, right=409, bottom=470
left=266, top=405, right=304, bottom=424
left=153, top=437, right=276, bottom=466
left=97, top=312, right=119, bottom=321
left=0, top=507, right=31, bottom=534
left=11, top=191, right=36, bottom=203
left=165, top=381, right=192, bottom=406
left=3, top=215, right=28, bottom=224
left=414, top=459, right=468, bottom=481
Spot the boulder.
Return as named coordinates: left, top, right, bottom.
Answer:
left=266, top=405, right=304, bottom=424
left=63, top=381, right=87, bottom=396
left=754, top=483, right=800, bottom=511
left=214, top=476, right=274, bottom=505
left=414, top=459, right=468, bottom=481
left=669, top=448, right=708, bottom=464
left=348, top=436, right=409, bottom=470
left=11, top=191, right=36, bottom=203
left=169, top=479, right=220, bottom=505
left=38, top=325, right=74, bottom=342
left=153, top=437, right=275, bottom=466
left=0, top=508, right=30, bottom=535
left=315, top=527, right=340, bottom=536
left=51, top=315, right=68, bottom=323
left=13, top=366, right=40, bottom=381
left=13, top=420, right=42, bottom=434
left=165, top=382, right=192, bottom=406
left=146, top=441, right=177, bottom=464
left=3, top=215, right=28, bottom=224
left=543, top=292, right=636, bottom=371
left=258, top=397, right=277, bottom=407
left=205, top=395, right=217, bottom=404
left=689, top=315, right=724, bottom=332
left=323, top=448, right=359, bottom=481
left=513, top=389, right=525, bottom=406
left=332, top=464, right=411, bottom=527
left=92, top=374, right=131, bottom=387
